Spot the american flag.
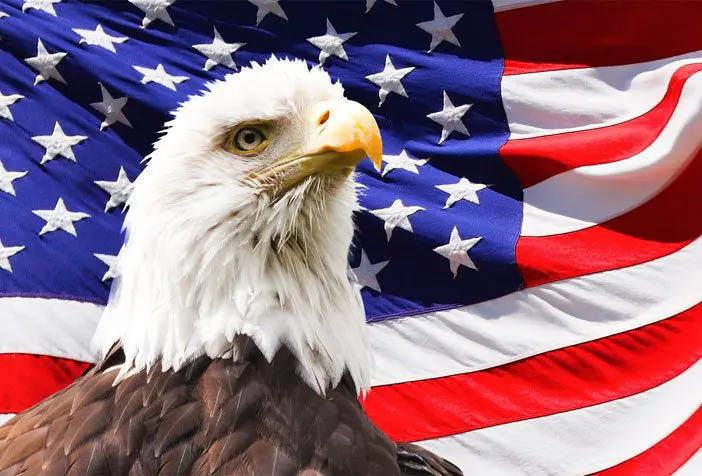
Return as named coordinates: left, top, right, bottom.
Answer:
left=0, top=0, right=700, bottom=473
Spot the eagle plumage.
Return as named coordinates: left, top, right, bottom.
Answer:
left=0, top=57, right=462, bottom=475
left=0, top=338, right=461, bottom=475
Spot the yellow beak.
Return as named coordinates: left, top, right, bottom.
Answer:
left=306, top=99, right=383, bottom=172
left=249, top=99, right=382, bottom=190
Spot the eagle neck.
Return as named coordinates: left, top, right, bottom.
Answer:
left=92, top=177, right=371, bottom=396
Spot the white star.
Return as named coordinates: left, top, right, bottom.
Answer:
left=350, top=249, right=389, bottom=293
left=95, top=167, right=134, bottom=211
left=427, top=91, right=472, bottom=144
left=248, top=0, right=287, bottom=26
left=435, top=177, right=488, bottom=208
left=0, top=91, right=23, bottom=121
left=94, top=253, right=119, bottom=281
left=0, top=161, right=27, bottom=196
left=0, top=11, right=8, bottom=19
left=22, top=0, right=61, bottom=16
left=32, top=122, right=87, bottom=164
left=133, top=64, right=188, bottom=91
left=433, top=226, right=482, bottom=278
left=416, top=2, right=464, bottom=52
left=369, top=198, right=424, bottom=241
left=307, top=19, right=357, bottom=66
left=91, top=83, right=132, bottom=131
left=365, top=55, right=415, bottom=107
left=365, top=0, right=397, bottom=13
left=24, top=39, right=67, bottom=85
left=73, top=24, right=128, bottom=53
left=0, top=238, right=24, bottom=273
left=33, top=198, right=90, bottom=237
left=193, top=27, right=245, bottom=72
left=129, top=0, right=176, bottom=28
left=381, top=149, right=427, bottom=177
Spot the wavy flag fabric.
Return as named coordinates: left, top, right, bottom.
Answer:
left=0, top=0, right=700, bottom=473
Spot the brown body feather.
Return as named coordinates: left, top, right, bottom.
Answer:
left=0, top=337, right=462, bottom=476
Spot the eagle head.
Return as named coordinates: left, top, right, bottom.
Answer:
left=92, top=57, right=382, bottom=394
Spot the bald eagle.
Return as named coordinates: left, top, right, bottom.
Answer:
left=0, top=58, right=462, bottom=475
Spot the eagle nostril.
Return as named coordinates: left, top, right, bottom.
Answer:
left=318, top=110, right=330, bottom=126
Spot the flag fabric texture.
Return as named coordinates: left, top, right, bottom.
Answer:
left=0, top=0, right=701, bottom=474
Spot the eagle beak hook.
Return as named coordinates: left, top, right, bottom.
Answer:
left=311, top=99, right=383, bottom=172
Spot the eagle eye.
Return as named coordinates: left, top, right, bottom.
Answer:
left=228, top=126, right=269, bottom=155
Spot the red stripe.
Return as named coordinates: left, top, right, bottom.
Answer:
left=496, top=0, right=702, bottom=76
left=591, top=406, right=702, bottom=476
left=502, top=64, right=702, bottom=189
left=0, top=354, right=89, bottom=414
left=363, top=302, right=702, bottom=443
left=517, top=148, right=702, bottom=288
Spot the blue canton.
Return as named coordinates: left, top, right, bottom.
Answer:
left=0, top=0, right=523, bottom=322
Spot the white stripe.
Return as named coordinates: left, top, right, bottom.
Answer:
left=0, top=297, right=101, bottom=362
left=369, top=233, right=702, bottom=386
left=521, top=70, right=702, bottom=237
left=492, top=0, right=562, bottom=12
left=675, top=449, right=702, bottom=476
left=502, top=52, right=702, bottom=140
left=3, top=239, right=700, bottom=387
left=416, top=360, right=702, bottom=476
left=0, top=414, right=14, bottom=426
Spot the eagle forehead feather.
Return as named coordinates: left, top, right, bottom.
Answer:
left=166, top=56, right=345, bottom=135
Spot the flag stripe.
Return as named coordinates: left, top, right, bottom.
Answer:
left=496, top=0, right=702, bottom=75
left=520, top=73, right=702, bottom=237
left=0, top=414, right=14, bottom=426
left=370, top=235, right=702, bottom=386
left=592, top=406, right=702, bottom=476
left=3, top=231, right=699, bottom=407
left=675, top=449, right=702, bottom=476
left=0, top=296, right=101, bottom=361
left=364, top=302, right=702, bottom=442
left=501, top=52, right=702, bottom=140
left=0, top=354, right=89, bottom=414
left=2, top=230, right=700, bottom=392
left=502, top=64, right=702, bottom=189
left=491, top=0, right=561, bottom=13
left=518, top=149, right=701, bottom=288
left=415, top=361, right=702, bottom=476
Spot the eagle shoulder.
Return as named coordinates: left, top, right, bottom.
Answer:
left=0, top=338, right=407, bottom=475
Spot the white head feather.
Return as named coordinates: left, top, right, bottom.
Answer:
left=92, top=57, right=375, bottom=395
